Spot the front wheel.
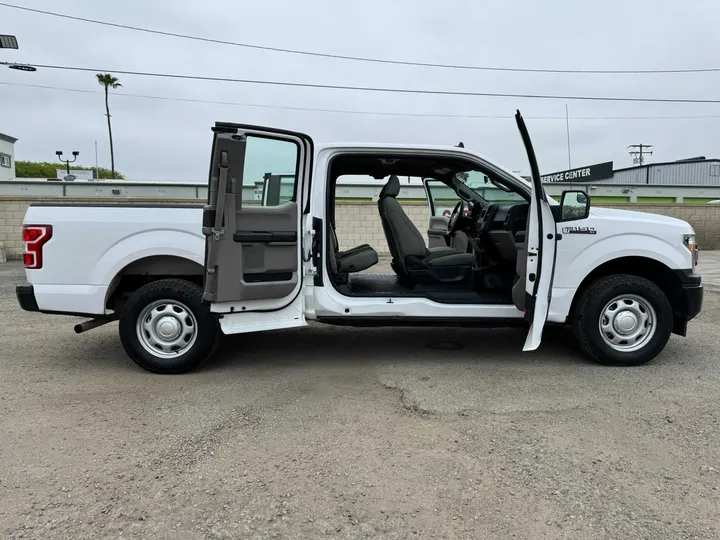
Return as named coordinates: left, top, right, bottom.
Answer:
left=119, top=279, right=219, bottom=374
left=572, top=274, right=673, bottom=366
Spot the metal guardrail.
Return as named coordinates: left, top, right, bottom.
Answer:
left=2, top=179, right=720, bottom=203
left=0, top=179, right=208, bottom=199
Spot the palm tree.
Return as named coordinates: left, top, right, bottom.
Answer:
left=96, top=73, right=121, bottom=179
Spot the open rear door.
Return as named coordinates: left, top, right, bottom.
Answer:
left=514, top=111, right=558, bottom=351
left=202, top=123, right=313, bottom=335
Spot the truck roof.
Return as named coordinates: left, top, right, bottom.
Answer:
left=315, top=142, right=467, bottom=153
left=315, top=142, right=531, bottom=187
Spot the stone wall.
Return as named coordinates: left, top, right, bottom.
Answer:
left=334, top=202, right=429, bottom=255
left=0, top=199, right=31, bottom=258
left=1, top=197, right=719, bottom=260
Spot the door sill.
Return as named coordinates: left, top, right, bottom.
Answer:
left=315, top=316, right=526, bottom=329
left=218, top=301, right=306, bottom=335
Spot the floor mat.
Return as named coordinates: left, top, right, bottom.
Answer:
left=345, top=274, right=513, bottom=304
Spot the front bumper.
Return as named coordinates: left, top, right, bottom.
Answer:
left=683, top=281, right=703, bottom=321
left=672, top=269, right=703, bottom=335
left=16, top=285, right=40, bottom=312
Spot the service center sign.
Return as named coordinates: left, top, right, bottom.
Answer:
left=540, top=161, right=613, bottom=183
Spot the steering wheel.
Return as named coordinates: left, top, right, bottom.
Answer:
left=447, top=200, right=466, bottom=234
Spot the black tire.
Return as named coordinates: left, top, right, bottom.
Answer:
left=119, top=279, right=219, bottom=374
left=572, top=274, right=673, bottom=366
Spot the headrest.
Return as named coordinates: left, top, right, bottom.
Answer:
left=379, top=175, right=400, bottom=198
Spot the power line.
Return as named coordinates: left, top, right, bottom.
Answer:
left=3, top=80, right=720, bottom=120
left=3, top=62, right=720, bottom=104
left=1, top=2, right=717, bottom=75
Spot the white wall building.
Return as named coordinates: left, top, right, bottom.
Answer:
left=0, top=133, right=17, bottom=181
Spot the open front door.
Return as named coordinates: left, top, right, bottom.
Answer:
left=423, top=178, right=469, bottom=252
left=514, top=111, right=558, bottom=351
left=202, top=123, right=313, bottom=334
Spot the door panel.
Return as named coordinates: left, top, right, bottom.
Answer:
left=514, top=110, right=557, bottom=351
left=424, top=179, right=464, bottom=249
left=203, top=124, right=312, bottom=313
left=428, top=215, right=450, bottom=248
left=223, top=202, right=298, bottom=301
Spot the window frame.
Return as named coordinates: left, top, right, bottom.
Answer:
left=241, top=134, right=300, bottom=207
left=425, top=178, right=463, bottom=217
left=0, top=153, right=11, bottom=168
left=426, top=174, right=528, bottom=217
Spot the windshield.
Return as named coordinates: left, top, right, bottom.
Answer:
left=461, top=171, right=526, bottom=204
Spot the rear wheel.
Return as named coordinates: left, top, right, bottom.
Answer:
left=573, top=274, right=673, bottom=366
left=119, top=279, right=219, bottom=374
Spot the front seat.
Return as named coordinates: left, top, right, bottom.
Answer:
left=377, top=175, right=474, bottom=284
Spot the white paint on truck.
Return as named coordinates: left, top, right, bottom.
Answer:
left=15, top=111, right=703, bottom=373
left=24, top=205, right=203, bottom=314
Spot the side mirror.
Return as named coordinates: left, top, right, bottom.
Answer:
left=560, top=190, right=590, bottom=221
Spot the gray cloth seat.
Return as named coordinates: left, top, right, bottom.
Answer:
left=377, top=175, right=474, bottom=284
left=425, top=247, right=475, bottom=267
left=328, top=225, right=378, bottom=277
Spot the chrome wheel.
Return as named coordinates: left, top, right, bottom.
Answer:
left=599, top=294, right=656, bottom=352
left=136, top=299, right=198, bottom=358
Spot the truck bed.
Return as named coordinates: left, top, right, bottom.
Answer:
left=22, top=203, right=204, bottom=315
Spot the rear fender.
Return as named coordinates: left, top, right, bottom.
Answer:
left=92, top=229, right=204, bottom=286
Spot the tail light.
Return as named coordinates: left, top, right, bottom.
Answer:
left=22, top=225, right=52, bottom=269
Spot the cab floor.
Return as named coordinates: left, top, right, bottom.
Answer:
left=338, top=274, right=513, bottom=305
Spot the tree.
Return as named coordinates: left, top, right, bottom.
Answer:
left=96, top=73, right=122, bottom=179
left=15, top=161, right=125, bottom=179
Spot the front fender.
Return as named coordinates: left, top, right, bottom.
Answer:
left=557, top=233, right=688, bottom=290
left=548, top=233, right=689, bottom=323
left=92, top=229, right=205, bottom=286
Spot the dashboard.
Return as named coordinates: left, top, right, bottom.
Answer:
left=471, top=202, right=528, bottom=234
left=468, top=202, right=529, bottom=262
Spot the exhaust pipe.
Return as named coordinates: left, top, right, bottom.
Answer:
left=74, top=315, right=117, bottom=334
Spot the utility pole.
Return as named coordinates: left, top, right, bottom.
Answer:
left=628, top=144, right=653, bottom=166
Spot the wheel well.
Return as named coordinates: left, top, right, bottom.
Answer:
left=105, top=255, right=204, bottom=312
left=569, top=256, right=687, bottom=334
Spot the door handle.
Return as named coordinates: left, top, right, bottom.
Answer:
left=233, top=231, right=297, bottom=243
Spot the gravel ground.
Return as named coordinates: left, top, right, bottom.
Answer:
left=1, top=261, right=719, bottom=539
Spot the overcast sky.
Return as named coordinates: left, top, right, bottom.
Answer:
left=1, top=0, right=719, bottom=181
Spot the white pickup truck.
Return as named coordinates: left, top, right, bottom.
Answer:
left=16, top=112, right=703, bottom=373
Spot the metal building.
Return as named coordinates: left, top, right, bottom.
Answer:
left=542, top=158, right=720, bottom=187
left=601, top=159, right=720, bottom=186
left=0, top=132, right=17, bottom=182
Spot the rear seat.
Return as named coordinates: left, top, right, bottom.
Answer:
left=328, top=225, right=378, bottom=282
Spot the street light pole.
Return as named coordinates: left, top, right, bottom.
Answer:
left=0, top=35, right=19, bottom=49
left=56, top=150, right=79, bottom=180
left=1, top=36, right=41, bottom=72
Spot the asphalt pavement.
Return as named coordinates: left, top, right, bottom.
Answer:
left=1, top=260, right=719, bottom=539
